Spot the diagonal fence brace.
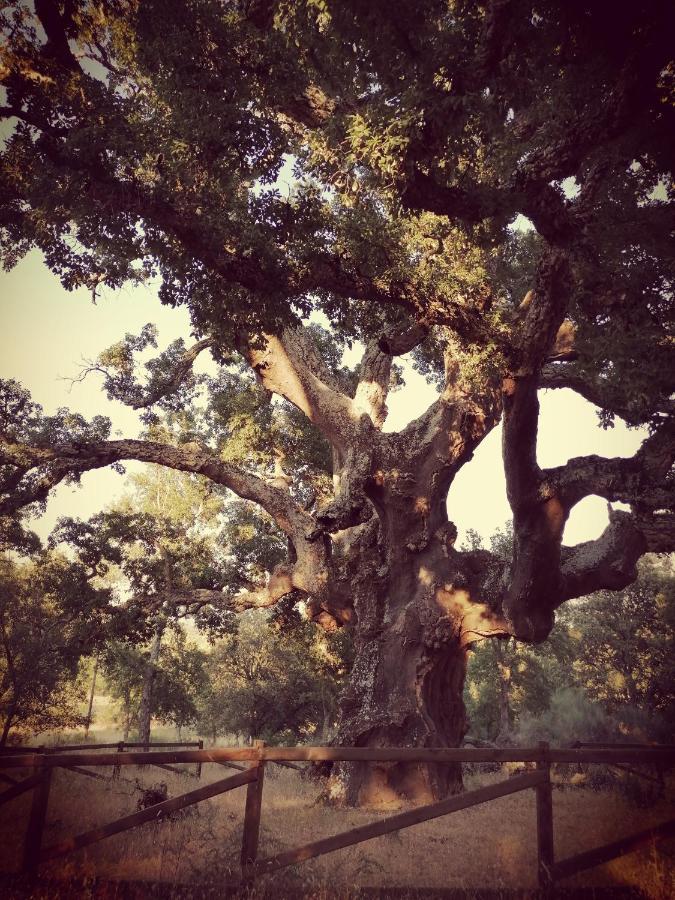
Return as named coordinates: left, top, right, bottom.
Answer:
left=41, top=767, right=256, bottom=863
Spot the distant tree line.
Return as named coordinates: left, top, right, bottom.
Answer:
left=465, top=548, right=674, bottom=746
left=1, top=484, right=671, bottom=748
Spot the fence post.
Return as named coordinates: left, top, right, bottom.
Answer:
left=240, top=739, right=266, bottom=885
left=536, top=740, right=555, bottom=890
left=197, top=739, right=203, bottom=779
left=22, top=760, right=52, bottom=879
left=113, top=740, right=124, bottom=780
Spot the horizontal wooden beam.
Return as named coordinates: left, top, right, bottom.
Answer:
left=272, top=760, right=303, bottom=771
left=2, top=745, right=674, bottom=769
left=571, top=742, right=672, bottom=750
left=62, top=766, right=108, bottom=782
left=547, top=749, right=675, bottom=764
left=553, top=818, right=675, bottom=881
left=41, top=767, right=256, bottom=862
left=253, top=771, right=544, bottom=877
left=0, top=772, right=44, bottom=807
left=149, top=762, right=197, bottom=777
left=0, top=742, right=201, bottom=754
left=215, top=760, right=248, bottom=772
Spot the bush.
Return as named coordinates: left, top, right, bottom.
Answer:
left=516, top=687, right=615, bottom=745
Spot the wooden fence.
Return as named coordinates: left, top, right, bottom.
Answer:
left=0, top=739, right=205, bottom=784
left=1, top=742, right=673, bottom=890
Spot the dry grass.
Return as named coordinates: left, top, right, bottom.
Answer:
left=1, top=762, right=673, bottom=898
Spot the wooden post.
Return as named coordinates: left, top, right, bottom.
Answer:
left=536, top=740, right=555, bottom=890
left=22, top=763, right=52, bottom=878
left=240, top=739, right=265, bottom=885
left=113, top=740, right=124, bottom=780
left=197, top=739, right=203, bottom=779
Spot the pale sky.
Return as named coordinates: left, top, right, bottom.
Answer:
left=1, top=250, right=644, bottom=547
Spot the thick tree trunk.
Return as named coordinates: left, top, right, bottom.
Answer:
left=331, top=632, right=468, bottom=807
left=328, top=537, right=488, bottom=807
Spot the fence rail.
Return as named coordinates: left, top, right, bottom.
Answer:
left=1, top=741, right=673, bottom=889
left=2, top=744, right=674, bottom=768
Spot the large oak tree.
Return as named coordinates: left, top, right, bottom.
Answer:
left=1, top=1, right=673, bottom=804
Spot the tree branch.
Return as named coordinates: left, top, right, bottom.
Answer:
left=79, top=337, right=213, bottom=410
left=546, top=419, right=675, bottom=515
left=499, top=253, right=573, bottom=640
left=353, top=339, right=392, bottom=428
left=33, top=0, right=81, bottom=74
left=244, top=327, right=356, bottom=451
left=0, top=437, right=306, bottom=540
left=539, top=364, right=674, bottom=425
left=0, top=435, right=353, bottom=623
left=560, top=511, right=648, bottom=601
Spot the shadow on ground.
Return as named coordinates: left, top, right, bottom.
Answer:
left=0, top=876, right=649, bottom=900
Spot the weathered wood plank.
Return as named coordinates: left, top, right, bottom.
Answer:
left=196, top=739, right=203, bottom=779
left=548, top=748, right=675, bottom=765
left=2, top=745, right=675, bottom=769
left=535, top=742, right=554, bottom=889
left=150, top=762, right=197, bottom=777
left=552, top=818, right=675, bottom=881
left=241, top=740, right=266, bottom=882
left=253, top=771, right=544, bottom=877
left=215, top=760, right=247, bottom=772
left=0, top=772, right=44, bottom=807
left=40, top=767, right=256, bottom=862
left=61, top=766, right=108, bottom=782
left=22, top=767, right=52, bottom=876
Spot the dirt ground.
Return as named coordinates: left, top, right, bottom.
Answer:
left=0, top=761, right=673, bottom=898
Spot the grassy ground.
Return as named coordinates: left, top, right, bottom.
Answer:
left=1, top=757, right=673, bottom=899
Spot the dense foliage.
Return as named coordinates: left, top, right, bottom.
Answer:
left=465, top=559, right=675, bottom=745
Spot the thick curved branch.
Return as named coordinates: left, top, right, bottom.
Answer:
left=499, top=253, right=573, bottom=640
left=352, top=324, right=431, bottom=428
left=244, top=326, right=358, bottom=451
left=0, top=434, right=353, bottom=622
left=129, top=338, right=213, bottom=409
left=546, top=419, right=675, bottom=514
left=540, top=364, right=674, bottom=425
left=560, top=511, right=648, bottom=601
left=33, top=0, right=81, bottom=74
left=353, top=340, right=392, bottom=429
left=377, top=323, right=429, bottom=357
left=0, top=437, right=308, bottom=540
left=161, top=576, right=293, bottom=614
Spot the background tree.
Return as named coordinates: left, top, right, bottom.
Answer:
left=102, top=628, right=208, bottom=740
left=0, top=553, right=113, bottom=744
left=100, top=641, right=146, bottom=741
left=198, top=611, right=352, bottom=745
left=465, top=557, right=675, bottom=745
left=1, top=1, right=673, bottom=804
left=52, top=463, right=241, bottom=742
left=569, top=559, right=675, bottom=739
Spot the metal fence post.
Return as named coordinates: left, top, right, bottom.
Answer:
left=22, top=760, right=52, bottom=879
left=536, top=740, right=555, bottom=890
left=240, top=739, right=266, bottom=886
